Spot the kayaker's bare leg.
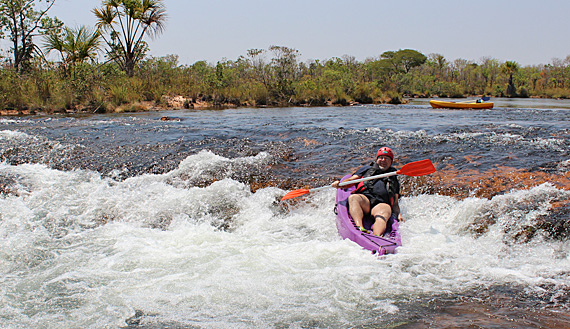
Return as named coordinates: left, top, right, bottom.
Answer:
left=348, top=194, right=370, bottom=229
left=371, top=203, right=392, bottom=236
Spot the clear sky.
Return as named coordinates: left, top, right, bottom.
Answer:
left=37, top=0, right=570, bottom=66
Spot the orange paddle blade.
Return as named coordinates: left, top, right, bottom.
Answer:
left=280, top=189, right=310, bottom=201
left=397, top=159, right=436, bottom=177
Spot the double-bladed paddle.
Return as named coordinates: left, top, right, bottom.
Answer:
left=280, top=159, right=436, bottom=201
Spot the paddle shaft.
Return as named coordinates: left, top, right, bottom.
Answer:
left=308, top=171, right=397, bottom=193
left=456, top=97, right=490, bottom=104
left=280, top=159, right=434, bottom=201
left=456, top=99, right=484, bottom=104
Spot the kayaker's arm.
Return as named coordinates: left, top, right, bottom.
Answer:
left=331, top=174, right=361, bottom=189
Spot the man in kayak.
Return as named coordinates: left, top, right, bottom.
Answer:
left=331, top=147, right=404, bottom=236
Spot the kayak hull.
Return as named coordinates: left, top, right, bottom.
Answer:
left=429, top=99, right=494, bottom=109
left=335, top=175, right=402, bottom=255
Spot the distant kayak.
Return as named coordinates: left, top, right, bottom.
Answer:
left=430, top=99, right=494, bottom=109
left=334, top=175, right=402, bottom=255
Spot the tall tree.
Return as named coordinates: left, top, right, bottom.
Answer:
left=92, top=0, right=167, bottom=76
left=0, top=0, right=61, bottom=72
left=267, top=45, right=300, bottom=102
left=502, top=60, right=519, bottom=96
left=246, top=48, right=267, bottom=85
left=479, top=57, right=501, bottom=88
left=428, top=53, right=448, bottom=78
left=380, top=49, right=427, bottom=74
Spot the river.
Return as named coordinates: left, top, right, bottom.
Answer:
left=1, top=98, right=569, bottom=328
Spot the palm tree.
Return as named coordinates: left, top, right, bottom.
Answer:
left=44, top=25, right=102, bottom=75
left=92, top=0, right=167, bottom=76
left=502, top=60, right=519, bottom=97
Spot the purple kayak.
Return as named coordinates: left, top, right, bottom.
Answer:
left=335, top=175, right=402, bottom=255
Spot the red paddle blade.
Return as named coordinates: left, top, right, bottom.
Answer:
left=280, top=189, right=310, bottom=201
left=397, top=159, right=436, bottom=177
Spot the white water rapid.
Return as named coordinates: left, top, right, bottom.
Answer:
left=1, top=149, right=569, bottom=328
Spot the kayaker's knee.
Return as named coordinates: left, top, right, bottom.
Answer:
left=348, top=194, right=366, bottom=206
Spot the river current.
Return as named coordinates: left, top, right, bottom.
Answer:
left=1, top=98, right=569, bottom=328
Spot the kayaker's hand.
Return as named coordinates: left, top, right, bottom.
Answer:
left=331, top=180, right=341, bottom=188
left=398, top=213, right=405, bottom=223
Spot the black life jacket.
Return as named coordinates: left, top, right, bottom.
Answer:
left=352, top=163, right=399, bottom=206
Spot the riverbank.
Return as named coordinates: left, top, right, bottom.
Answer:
left=6, top=95, right=570, bottom=118
left=0, top=95, right=228, bottom=116
left=0, top=94, right=409, bottom=117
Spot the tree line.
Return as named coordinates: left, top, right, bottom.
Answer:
left=2, top=0, right=570, bottom=114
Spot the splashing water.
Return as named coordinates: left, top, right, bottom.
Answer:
left=1, top=151, right=569, bottom=328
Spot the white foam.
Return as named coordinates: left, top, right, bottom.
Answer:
left=0, top=129, right=32, bottom=140
left=1, top=157, right=569, bottom=328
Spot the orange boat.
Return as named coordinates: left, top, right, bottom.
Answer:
left=429, top=99, right=494, bottom=109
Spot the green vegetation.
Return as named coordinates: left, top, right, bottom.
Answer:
left=4, top=48, right=570, bottom=114
left=2, top=0, right=570, bottom=114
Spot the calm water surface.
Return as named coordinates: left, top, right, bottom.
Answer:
left=0, top=99, right=569, bottom=328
